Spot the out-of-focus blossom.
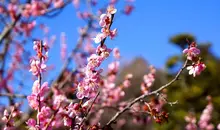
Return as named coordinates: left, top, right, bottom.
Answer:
left=187, top=62, right=206, bottom=77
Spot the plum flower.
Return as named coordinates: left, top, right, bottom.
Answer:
left=87, top=54, right=104, bottom=70
left=26, top=118, right=37, bottom=130
left=99, top=14, right=111, bottom=27
left=92, top=33, right=106, bottom=43
left=107, top=6, right=117, bottom=14
left=185, top=114, right=197, bottom=130
left=76, top=83, right=90, bottom=99
left=29, top=59, right=46, bottom=76
left=183, top=47, right=200, bottom=60
left=187, top=63, right=206, bottom=77
left=109, top=28, right=117, bottom=39
left=27, top=81, right=49, bottom=109
left=113, top=48, right=120, bottom=59
left=101, top=28, right=117, bottom=40
left=53, top=0, right=64, bottom=8
left=217, top=124, right=220, bottom=130
left=108, top=61, right=119, bottom=73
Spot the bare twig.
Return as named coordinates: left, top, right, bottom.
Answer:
left=78, top=91, right=100, bottom=129
left=0, top=93, right=27, bottom=98
left=0, top=0, right=72, bottom=44
left=104, top=60, right=188, bottom=127
left=36, top=41, right=43, bottom=129
left=100, top=14, right=115, bottom=47
left=44, top=104, right=61, bottom=130
left=158, top=93, right=178, bottom=107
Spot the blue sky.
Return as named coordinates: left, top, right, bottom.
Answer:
left=35, top=0, right=220, bottom=71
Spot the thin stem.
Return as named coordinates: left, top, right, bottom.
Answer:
left=104, top=59, right=188, bottom=127
left=44, top=104, right=61, bottom=130
left=78, top=91, right=100, bottom=130
left=0, top=93, right=27, bottom=98
left=100, top=14, right=115, bottom=47
left=37, top=41, right=43, bottom=129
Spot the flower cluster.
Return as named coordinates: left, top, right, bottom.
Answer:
left=2, top=104, right=21, bottom=130
left=185, top=113, right=197, bottom=130
left=129, top=96, right=168, bottom=125
left=198, top=96, right=214, bottom=129
left=27, top=81, right=49, bottom=110
left=183, top=42, right=206, bottom=77
left=27, top=40, right=50, bottom=129
left=185, top=96, right=218, bottom=130
left=76, top=6, right=117, bottom=99
left=93, top=6, right=117, bottom=43
left=141, top=66, right=156, bottom=94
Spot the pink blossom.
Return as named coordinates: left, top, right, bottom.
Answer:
left=76, top=83, right=90, bottom=99
left=32, top=80, right=49, bottom=95
left=107, top=6, right=117, bottom=14
left=108, top=61, right=119, bottom=73
left=183, top=47, right=200, bottom=60
left=60, top=32, right=67, bottom=60
left=54, top=0, right=64, bottom=8
left=198, top=102, right=213, bottom=129
left=185, top=115, right=197, bottom=130
left=27, top=81, right=49, bottom=109
left=22, top=4, right=32, bottom=17
left=37, top=106, right=51, bottom=120
left=109, top=28, right=117, bottom=39
left=99, top=14, right=111, bottom=27
left=73, top=0, right=80, bottom=9
left=27, top=94, right=38, bottom=110
left=217, top=124, right=220, bottom=130
left=26, top=118, right=36, bottom=129
left=20, top=21, right=36, bottom=36
left=187, top=63, right=206, bottom=77
left=109, top=0, right=118, bottom=4
left=96, top=44, right=112, bottom=58
left=87, top=54, right=104, bottom=70
left=2, top=110, right=9, bottom=123
left=64, top=116, right=72, bottom=126
left=29, top=59, right=46, bottom=76
left=8, top=3, right=17, bottom=20
left=92, top=33, right=106, bottom=43
left=31, top=1, right=46, bottom=16
left=124, top=5, right=134, bottom=15
left=123, top=80, right=131, bottom=88
left=53, top=94, right=66, bottom=109
left=141, top=66, right=155, bottom=94
left=113, top=48, right=120, bottom=59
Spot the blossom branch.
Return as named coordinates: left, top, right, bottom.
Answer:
left=158, top=93, right=178, bottom=106
left=0, top=0, right=71, bottom=44
left=36, top=41, right=43, bottom=129
left=78, top=91, right=100, bottom=129
left=44, top=104, right=61, bottom=130
left=14, top=13, right=95, bottom=129
left=104, top=59, right=189, bottom=127
left=100, top=14, right=115, bottom=47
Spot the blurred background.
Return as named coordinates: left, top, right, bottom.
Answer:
left=1, top=0, right=220, bottom=129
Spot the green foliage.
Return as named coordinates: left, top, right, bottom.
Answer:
left=166, top=55, right=180, bottom=68
left=165, top=33, right=220, bottom=129
left=169, top=33, right=196, bottom=49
